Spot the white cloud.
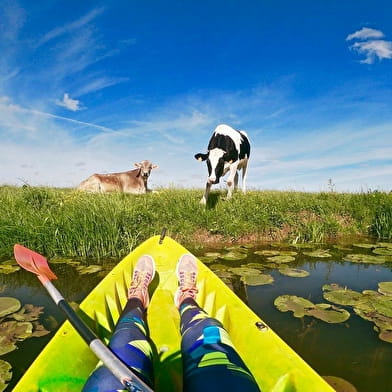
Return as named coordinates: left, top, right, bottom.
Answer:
left=351, top=40, right=392, bottom=64
left=56, top=93, right=82, bottom=111
left=347, top=27, right=392, bottom=64
left=346, top=27, right=384, bottom=41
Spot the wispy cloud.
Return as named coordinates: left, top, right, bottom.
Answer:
left=347, top=27, right=392, bottom=64
left=36, top=7, right=105, bottom=47
left=346, top=27, right=384, bottom=41
left=56, top=93, right=82, bottom=111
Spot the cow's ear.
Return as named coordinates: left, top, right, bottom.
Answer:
left=152, top=165, right=158, bottom=169
left=134, top=163, right=142, bottom=168
left=195, top=153, right=208, bottom=161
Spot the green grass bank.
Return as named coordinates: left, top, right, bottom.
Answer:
left=1, top=185, right=391, bottom=259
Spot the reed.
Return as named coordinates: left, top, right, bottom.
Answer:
left=0, top=185, right=391, bottom=258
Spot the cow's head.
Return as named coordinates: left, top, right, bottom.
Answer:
left=135, top=160, right=158, bottom=179
left=195, top=149, right=237, bottom=184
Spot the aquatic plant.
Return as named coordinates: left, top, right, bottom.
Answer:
left=241, top=274, right=274, bottom=286
left=278, top=268, right=309, bottom=278
left=0, top=359, right=12, bottom=392
left=274, top=295, right=350, bottom=323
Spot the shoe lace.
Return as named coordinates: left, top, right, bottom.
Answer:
left=179, top=271, right=198, bottom=295
left=128, top=270, right=151, bottom=297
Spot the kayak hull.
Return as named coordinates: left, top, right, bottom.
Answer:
left=14, top=235, right=334, bottom=391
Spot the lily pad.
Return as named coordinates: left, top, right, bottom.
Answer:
left=229, top=267, right=261, bottom=277
left=343, top=254, right=386, bottom=264
left=254, top=250, right=280, bottom=257
left=241, top=274, right=274, bottom=286
left=0, top=262, right=20, bottom=274
left=76, top=265, right=103, bottom=275
left=199, top=256, right=217, bottom=264
left=214, top=270, right=235, bottom=279
left=274, top=295, right=314, bottom=318
left=219, top=252, right=247, bottom=261
left=303, top=250, right=332, bottom=258
left=10, top=304, right=44, bottom=322
left=306, top=304, right=350, bottom=323
left=274, top=295, right=350, bottom=323
left=0, top=359, right=12, bottom=392
left=279, top=268, right=309, bottom=278
left=323, top=287, right=363, bottom=306
left=372, top=247, right=392, bottom=256
left=204, top=252, right=222, bottom=257
left=49, top=257, right=81, bottom=266
left=241, top=263, right=265, bottom=270
left=352, top=243, right=377, bottom=249
left=379, top=329, right=392, bottom=343
left=0, top=297, right=21, bottom=317
left=378, top=282, right=392, bottom=296
left=266, top=255, right=295, bottom=264
left=323, top=376, right=358, bottom=392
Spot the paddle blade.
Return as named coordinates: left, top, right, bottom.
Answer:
left=14, top=244, right=58, bottom=280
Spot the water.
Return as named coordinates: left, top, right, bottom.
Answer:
left=2, top=244, right=392, bottom=391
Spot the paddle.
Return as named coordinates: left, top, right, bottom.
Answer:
left=14, top=244, right=154, bottom=392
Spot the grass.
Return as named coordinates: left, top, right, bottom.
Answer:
left=0, top=185, right=391, bottom=259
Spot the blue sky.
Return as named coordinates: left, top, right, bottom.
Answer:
left=1, top=0, right=392, bottom=192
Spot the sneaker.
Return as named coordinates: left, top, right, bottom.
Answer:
left=128, top=255, right=156, bottom=308
left=174, top=254, right=198, bottom=308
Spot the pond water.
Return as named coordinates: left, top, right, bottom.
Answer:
left=1, top=242, right=392, bottom=391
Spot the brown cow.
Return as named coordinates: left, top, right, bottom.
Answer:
left=77, top=160, right=158, bottom=194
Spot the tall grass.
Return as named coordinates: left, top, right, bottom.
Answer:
left=0, top=185, right=391, bottom=258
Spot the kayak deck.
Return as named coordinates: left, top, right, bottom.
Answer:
left=14, top=235, right=335, bottom=391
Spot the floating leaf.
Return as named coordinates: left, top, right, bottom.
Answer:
left=0, top=297, right=21, bottom=317
left=280, top=251, right=298, bottom=256
left=323, top=287, right=363, bottom=306
left=241, top=263, right=265, bottom=270
left=199, top=256, right=217, bottom=264
left=229, top=267, right=261, bottom=277
left=376, top=242, right=392, bottom=249
left=372, top=247, right=392, bottom=256
left=49, top=257, right=81, bottom=266
left=379, top=329, right=392, bottom=343
left=279, top=268, right=309, bottom=278
left=267, top=255, right=295, bottom=264
left=303, top=250, right=332, bottom=258
left=378, top=282, right=392, bottom=296
left=0, top=359, right=12, bottom=392
left=343, top=254, right=386, bottom=264
left=323, top=376, right=358, bottom=392
left=209, top=264, right=228, bottom=271
left=10, top=304, right=44, bottom=322
left=274, top=295, right=314, bottom=318
left=219, top=252, right=247, bottom=261
left=204, top=252, right=222, bottom=257
left=254, top=250, right=280, bottom=257
left=224, top=245, right=249, bottom=253
left=31, top=322, right=50, bottom=338
left=241, top=274, right=274, bottom=286
left=307, top=304, right=350, bottom=323
left=275, top=295, right=350, bottom=323
left=0, top=263, right=20, bottom=274
left=352, top=243, right=377, bottom=249
left=76, top=265, right=103, bottom=275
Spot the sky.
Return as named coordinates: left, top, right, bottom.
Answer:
left=1, top=0, right=392, bottom=192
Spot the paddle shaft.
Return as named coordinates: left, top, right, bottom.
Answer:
left=38, top=276, right=154, bottom=392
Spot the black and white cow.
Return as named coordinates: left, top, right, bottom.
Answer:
left=195, top=124, right=250, bottom=204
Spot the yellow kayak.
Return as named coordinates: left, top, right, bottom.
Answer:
left=14, top=235, right=335, bottom=392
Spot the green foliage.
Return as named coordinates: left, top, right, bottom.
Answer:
left=0, top=186, right=390, bottom=258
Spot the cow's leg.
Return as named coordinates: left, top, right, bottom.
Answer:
left=200, top=182, right=212, bottom=205
left=226, top=163, right=239, bottom=199
left=234, top=172, right=239, bottom=191
left=241, top=161, right=248, bottom=194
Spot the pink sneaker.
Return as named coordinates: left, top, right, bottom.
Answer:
left=128, top=255, right=156, bottom=308
left=174, top=254, right=198, bottom=308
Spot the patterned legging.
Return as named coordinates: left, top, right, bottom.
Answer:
left=82, top=298, right=260, bottom=392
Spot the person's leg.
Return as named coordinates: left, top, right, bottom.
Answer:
left=83, top=255, right=155, bottom=392
left=175, top=254, right=261, bottom=392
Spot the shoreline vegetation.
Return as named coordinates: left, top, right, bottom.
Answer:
left=0, top=185, right=391, bottom=259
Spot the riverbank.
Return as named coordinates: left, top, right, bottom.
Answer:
left=0, top=185, right=391, bottom=258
